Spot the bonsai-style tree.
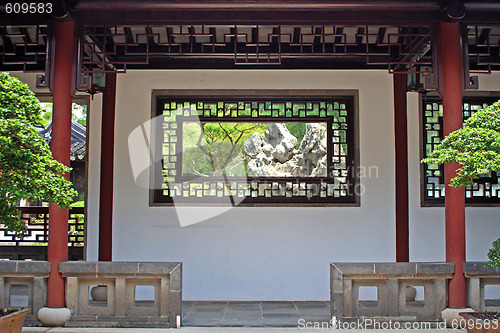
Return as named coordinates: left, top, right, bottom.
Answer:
left=422, top=100, right=500, bottom=268
left=0, top=72, right=77, bottom=234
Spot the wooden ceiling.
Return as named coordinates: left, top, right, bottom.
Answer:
left=0, top=1, right=499, bottom=77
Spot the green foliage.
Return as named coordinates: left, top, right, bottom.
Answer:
left=0, top=72, right=77, bottom=234
left=421, top=101, right=500, bottom=188
left=0, top=72, right=43, bottom=126
left=422, top=100, right=500, bottom=268
left=72, top=103, right=87, bottom=126
left=182, top=122, right=266, bottom=176
left=486, top=238, right=500, bottom=268
left=40, top=103, right=53, bottom=127
left=39, top=102, right=87, bottom=127
left=286, top=123, right=306, bottom=148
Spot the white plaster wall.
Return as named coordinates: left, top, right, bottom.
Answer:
left=7, top=69, right=500, bottom=301
left=95, top=70, right=397, bottom=300
left=408, top=73, right=500, bottom=263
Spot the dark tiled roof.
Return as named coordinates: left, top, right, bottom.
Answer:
left=38, top=121, right=86, bottom=161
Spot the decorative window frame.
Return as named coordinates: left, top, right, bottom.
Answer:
left=150, top=89, right=360, bottom=207
left=420, top=92, right=500, bottom=207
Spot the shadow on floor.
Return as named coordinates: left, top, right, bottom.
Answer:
left=182, top=301, right=331, bottom=327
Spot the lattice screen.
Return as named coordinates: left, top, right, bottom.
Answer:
left=153, top=96, right=356, bottom=205
left=422, top=97, right=500, bottom=205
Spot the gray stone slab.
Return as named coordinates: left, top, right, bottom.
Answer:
left=299, top=314, right=331, bottom=320
left=169, top=290, right=182, bottom=327
left=183, top=310, right=225, bottom=326
left=434, top=278, right=447, bottom=315
left=97, top=262, right=140, bottom=275
left=296, top=310, right=330, bottom=317
left=387, top=278, right=399, bottom=317
left=262, top=313, right=299, bottom=319
left=32, top=277, right=46, bottom=314
left=138, top=262, right=181, bottom=275
left=262, top=316, right=300, bottom=327
left=169, top=264, right=182, bottom=290
left=294, top=301, right=329, bottom=308
left=464, top=262, right=499, bottom=275
left=261, top=308, right=297, bottom=314
left=331, top=268, right=343, bottom=292
left=332, top=263, right=376, bottom=275
left=225, top=304, right=262, bottom=316
left=182, top=318, right=225, bottom=327
left=226, top=303, right=261, bottom=311
left=467, top=277, right=481, bottom=311
left=375, top=263, right=417, bottom=275
left=416, top=262, right=454, bottom=274
left=294, top=302, right=330, bottom=315
left=192, top=301, right=228, bottom=308
left=185, top=307, right=224, bottom=314
left=182, top=301, right=196, bottom=317
left=16, top=261, right=50, bottom=274
left=60, top=262, right=98, bottom=275
left=223, top=310, right=262, bottom=321
left=261, top=302, right=296, bottom=311
left=331, top=292, right=343, bottom=318
left=222, top=319, right=264, bottom=327
left=0, top=278, right=4, bottom=308
left=0, top=260, right=17, bottom=272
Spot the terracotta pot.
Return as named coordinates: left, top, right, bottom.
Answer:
left=460, top=312, right=500, bottom=333
left=0, top=308, right=30, bottom=333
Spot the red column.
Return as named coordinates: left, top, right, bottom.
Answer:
left=98, top=73, right=117, bottom=261
left=439, top=21, right=467, bottom=308
left=47, top=20, right=75, bottom=308
left=393, top=73, right=409, bottom=263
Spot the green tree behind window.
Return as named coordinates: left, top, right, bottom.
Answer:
left=0, top=72, right=77, bottom=234
left=422, top=100, right=500, bottom=267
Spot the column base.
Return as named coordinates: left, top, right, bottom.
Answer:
left=38, top=307, right=71, bottom=327
left=441, top=308, right=474, bottom=328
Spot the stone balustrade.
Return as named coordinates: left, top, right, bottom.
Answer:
left=0, top=260, right=50, bottom=325
left=330, top=262, right=454, bottom=322
left=464, top=262, right=500, bottom=312
left=59, top=261, right=182, bottom=328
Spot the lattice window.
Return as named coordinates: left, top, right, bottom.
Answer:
left=0, top=207, right=85, bottom=246
left=422, top=96, right=500, bottom=205
left=152, top=93, right=357, bottom=205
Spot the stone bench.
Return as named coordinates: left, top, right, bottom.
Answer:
left=59, top=261, right=182, bottom=328
left=0, top=260, right=50, bottom=325
left=330, top=262, right=454, bottom=321
left=464, top=262, right=500, bottom=312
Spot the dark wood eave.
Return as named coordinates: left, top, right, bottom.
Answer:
left=3, top=1, right=500, bottom=26
left=70, top=0, right=500, bottom=25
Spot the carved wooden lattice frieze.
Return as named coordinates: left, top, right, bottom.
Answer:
left=466, top=25, right=500, bottom=74
left=422, top=97, right=500, bottom=205
left=81, top=25, right=433, bottom=73
left=154, top=96, right=356, bottom=205
left=0, top=207, right=85, bottom=246
left=0, top=25, right=48, bottom=71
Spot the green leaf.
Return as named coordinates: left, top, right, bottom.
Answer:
left=421, top=100, right=500, bottom=268
left=0, top=73, right=78, bottom=235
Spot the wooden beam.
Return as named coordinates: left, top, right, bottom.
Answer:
left=98, top=72, right=117, bottom=262
left=393, top=73, right=409, bottom=263
left=438, top=21, right=466, bottom=309
left=47, top=20, right=75, bottom=308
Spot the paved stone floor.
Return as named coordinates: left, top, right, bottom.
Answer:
left=182, top=301, right=331, bottom=327
left=22, top=301, right=467, bottom=332
left=23, top=328, right=466, bottom=333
